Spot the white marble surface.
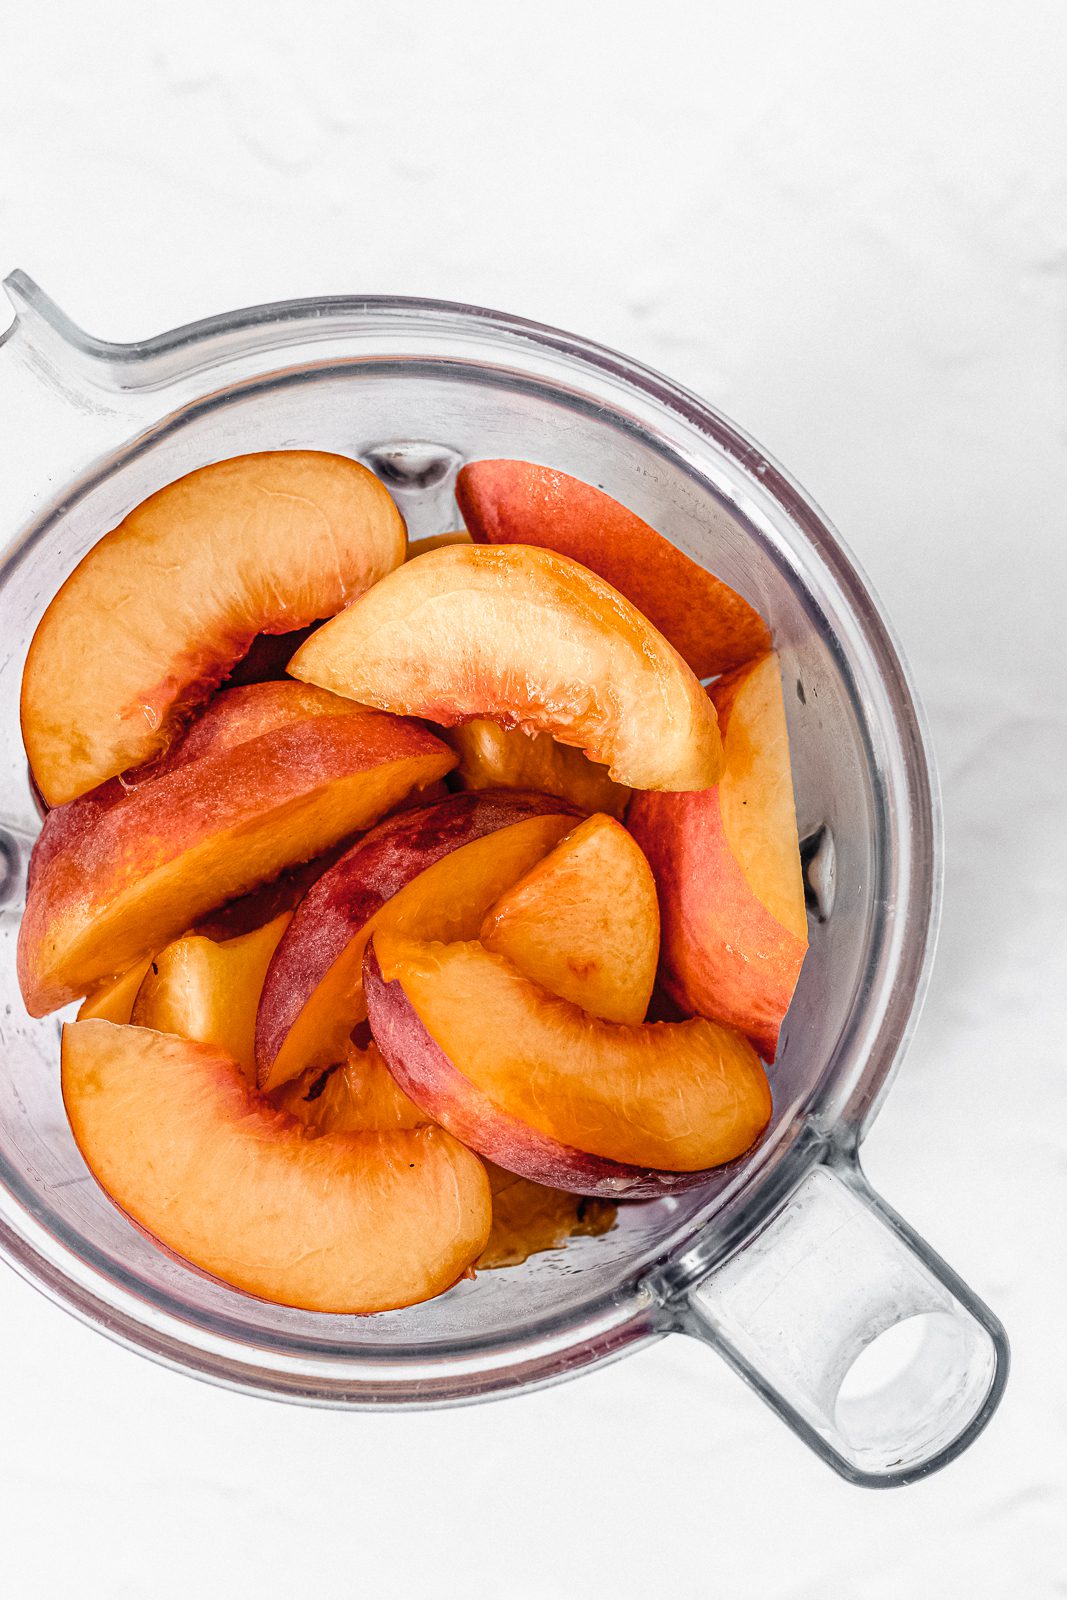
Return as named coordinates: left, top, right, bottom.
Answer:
left=2, top=3, right=1066, bottom=1594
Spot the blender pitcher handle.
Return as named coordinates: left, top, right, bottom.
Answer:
left=0, top=270, right=141, bottom=541
left=678, top=1156, right=1008, bottom=1487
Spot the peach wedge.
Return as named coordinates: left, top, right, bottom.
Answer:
left=256, top=793, right=576, bottom=1092
left=62, top=1021, right=490, bottom=1313
left=131, top=913, right=291, bottom=1082
left=18, top=681, right=454, bottom=1016
left=628, top=652, right=808, bottom=1061
left=289, top=543, right=723, bottom=792
left=22, top=451, right=406, bottom=807
left=456, top=459, right=770, bottom=679
left=365, top=939, right=771, bottom=1196
left=481, top=813, right=659, bottom=1024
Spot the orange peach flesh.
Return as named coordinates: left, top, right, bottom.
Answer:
left=22, top=451, right=406, bottom=807
left=131, top=914, right=291, bottom=1083
left=374, top=935, right=771, bottom=1173
left=715, top=656, right=807, bottom=939
left=456, top=459, right=771, bottom=680
left=77, top=958, right=155, bottom=1024
left=445, top=719, right=629, bottom=819
left=255, top=800, right=575, bottom=1093
left=481, top=813, right=659, bottom=1024
left=18, top=684, right=454, bottom=1016
left=627, top=652, right=807, bottom=1062
left=289, top=542, right=723, bottom=792
left=62, top=1021, right=490, bottom=1314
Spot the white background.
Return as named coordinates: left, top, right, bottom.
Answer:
left=2, top=3, right=1066, bottom=1595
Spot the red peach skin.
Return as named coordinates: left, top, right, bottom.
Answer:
left=456, top=459, right=770, bottom=679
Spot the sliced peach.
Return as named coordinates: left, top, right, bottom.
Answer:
left=255, top=792, right=576, bottom=1093
left=456, top=459, right=770, bottom=679
left=271, top=1039, right=425, bottom=1133
left=289, top=543, right=723, bottom=792
left=62, top=1020, right=490, bottom=1313
left=480, top=813, right=658, bottom=1024
left=18, top=680, right=454, bottom=1017
left=479, top=1164, right=615, bottom=1270
left=445, top=719, right=629, bottom=819
left=77, top=958, right=154, bottom=1024
left=628, top=652, right=807, bottom=1061
left=22, top=451, right=406, bottom=808
left=369, top=812, right=579, bottom=948
left=131, top=913, right=291, bottom=1082
left=365, top=940, right=771, bottom=1196
left=406, top=529, right=471, bottom=559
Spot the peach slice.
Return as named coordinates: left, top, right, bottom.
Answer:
left=62, top=1020, right=490, bottom=1313
left=272, top=1040, right=614, bottom=1269
left=365, top=940, right=771, bottom=1196
left=271, top=1039, right=425, bottom=1133
left=18, top=680, right=454, bottom=1017
left=456, top=459, right=770, bottom=679
left=131, top=913, right=291, bottom=1082
left=445, top=719, right=629, bottom=820
left=479, top=1164, right=616, bottom=1270
left=289, top=543, right=723, bottom=792
left=480, top=813, right=658, bottom=1024
left=77, top=958, right=155, bottom=1024
left=628, top=652, right=807, bottom=1061
left=22, top=452, right=406, bottom=808
left=255, top=792, right=576, bottom=1093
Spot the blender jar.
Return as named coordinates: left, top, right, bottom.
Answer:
left=0, top=274, right=1008, bottom=1487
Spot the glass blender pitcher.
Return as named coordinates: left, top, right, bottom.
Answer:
left=0, top=275, right=1007, bottom=1487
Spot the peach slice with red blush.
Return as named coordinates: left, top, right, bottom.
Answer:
left=23, top=451, right=406, bottom=806
left=480, top=812, right=658, bottom=1024
left=18, top=680, right=454, bottom=1016
left=456, top=459, right=769, bottom=678
left=365, top=939, right=770, bottom=1197
left=628, top=652, right=807, bottom=1061
left=289, top=542, right=723, bottom=792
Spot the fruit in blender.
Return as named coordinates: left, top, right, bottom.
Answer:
left=288, top=543, right=724, bottom=792
left=628, top=652, right=807, bottom=1061
left=22, top=451, right=406, bottom=806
